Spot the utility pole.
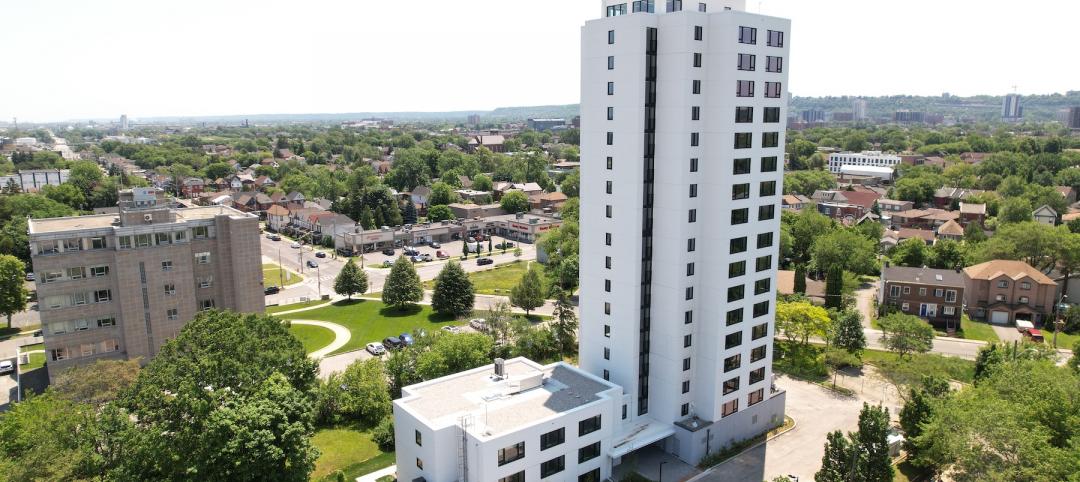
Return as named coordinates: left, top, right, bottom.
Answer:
left=278, top=247, right=283, bottom=287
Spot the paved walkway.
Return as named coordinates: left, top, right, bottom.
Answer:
left=355, top=465, right=395, bottom=482
left=991, top=324, right=1023, bottom=343
left=288, top=320, right=351, bottom=359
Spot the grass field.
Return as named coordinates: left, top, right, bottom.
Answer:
left=1043, top=329, right=1080, bottom=349
left=863, top=349, right=975, bottom=385
left=310, top=426, right=393, bottom=481
left=266, top=299, right=328, bottom=314
left=279, top=299, right=459, bottom=355
left=19, top=343, right=46, bottom=371
left=423, top=260, right=547, bottom=295
left=262, top=263, right=303, bottom=288
left=287, top=323, right=337, bottom=354
left=958, top=316, right=999, bottom=343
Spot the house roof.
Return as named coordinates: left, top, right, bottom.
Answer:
left=937, top=219, right=964, bottom=236
left=959, top=202, right=986, bottom=215
left=538, top=192, right=568, bottom=202
left=1055, top=186, right=1074, bottom=198
left=897, top=228, right=936, bottom=242
left=266, top=205, right=290, bottom=216
left=1033, top=204, right=1058, bottom=217
left=1063, top=212, right=1080, bottom=222
left=922, top=209, right=960, bottom=222
left=782, top=194, right=809, bottom=206
left=883, top=266, right=966, bottom=288
left=776, top=270, right=826, bottom=299
left=964, top=260, right=1055, bottom=285
left=878, top=199, right=910, bottom=207
left=839, top=190, right=883, bottom=210
left=934, top=187, right=985, bottom=200
left=286, top=191, right=305, bottom=201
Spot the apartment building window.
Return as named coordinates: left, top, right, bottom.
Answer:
left=72, top=292, right=88, bottom=306
left=698, top=2, right=706, bottom=11
left=722, top=399, right=739, bottom=418
left=173, top=230, right=187, bottom=242
left=734, top=133, right=752, bottom=149
left=934, top=288, right=944, bottom=298
left=691, top=106, right=700, bottom=120
left=161, top=260, right=173, bottom=271
left=682, top=380, right=690, bottom=393
left=199, top=277, right=213, bottom=288
left=605, top=205, right=612, bottom=218
left=757, top=232, right=774, bottom=248
left=903, top=303, right=911, bottom=311
left=605, top=181, right=613, bottom=194
left=193, top=226, right=209, bottom=239
left=735, top=106, right=754, bottom=123
left=632, top=0, right=654, bottom=12
left=97, top=317, right=116, bottom=327
left=729, top=261, right=746, bottom=278
left=733, top=158, right=751, bottom=174
left=200, top=299, right=215, bottom=311
left=693, top=52, right=702, bottom=68
left=499, top=472, right=524, bottom=482
left=580, top=468, right=601, bottom=482
left=684, top=334, right=693, bottom=347
left=607, top=82, right=614, bottom=95
left=726, top=331, right=743, bottom=349
left=688, top=238, right=697, bottom=252
left=764, top=107, right=781, bottom=123
left=541, top=456, right=565, bottom=478
left=608, top=30, right=615, bottom=44
left=758, top=204, right=775, bottom=221
left=683, top=358, right=691, bottom=371
left=605, top=233, right=612, bottom=246
left=757, top=255, right=773, bottom=272
left=751, top=345, right=767, bottom=362
left=156, top=232, right=171, bottom=245
left=754, top=278, right=771, bottom=295
left=695, top=25, right=703, bottom=40
left=135, top=234, right=152, bottom=248
left=687, top=209, right=698, bottom=223
left=764, top=82, right=782, bottom=98
left=164, top=283, right=176, bottom=296
left=94, top=290, right=111, bottom=303
left=604, top=325, right=611, bottom=337
left=681, top=403, right=690, bottom=417
left=737, top=53, right=756, bottom=71
left=750, top=367, right=766, bottom=384
left=690, top=132, right=699, bottom=146
left=943, top=306, right=956, bottom=316
left=727, top=308, right=744, bottom=326
left=997, top=280, right=1008, bottom=288
left=687, top=263, right=695, bottom=276
left=752, top=323, right=768, bottom=341
left=739, top=26, right=757, bottom=44
left=1020, top=281, right=1032, bottom=290
left=116, top=236, right=132, bottom=250
left=666, top=0, right=682, bottom=12
left=606, top=3, right=627, bottom=16
left=90, top=266, right=109, bottom=277
left=692, top=80, right=701, bottom=94
left=736, top=80, right=754, bottom=97
left=608, top=55, right=615, bottom=70
left=919, top=288, right=927, bottom=296
left=890, top=285, right=902, bottom=297
left=732, top=208, right=749, bottom=225
left=730, top=237, right=747, bottom=254
left=606, top=132, right=614, bottom=145
left=67, top=267, right=85, bottom=280
left=167, top=308, right=178, bottom=321
left=728, top=285, right=745, bottom=302
left=89, top=237, right=107, bottom=250
left=1019, top=296, right=1030, bottom=304
left=604, top=302, right=611, bottom=315
left=760, top=181, right=777, bottom=196
left=749, top=388, right=765, bottom=406
left=541, top=427, right=565, bottom=450
left=724, top=354, right=742, bottom=372
left=498, top=441, right=526, bottom=466
left=946, top=290, right=957, bottom=302
left=753, top=301, right=770, bottom=318
left=762, top=156, right=778, bottom=172
left=50, top=347, right=70, bottom=361
left=604, top=347, right=610, bottom=360
left=606, top=156, right=613, bottom=170
left=690, top=158, right=699, bottom=172
left=767, top=29, right=784, bottom=47
left=732, top=183, right=750, bottom=200
left=579, top=442, right=602, bottom=464
left=607, top=106, right=614, bottom=120
left=81, top=343, right=96, bottom=357
left=416, top=458, right=424, bottom=470
left=723, top=377, right=740, bottom=395
left=684, top=310, right=693, bottom=325
left=766, top=56, right=783, bottom=73
left=685, top=287, right=694, bottom=300
left=689, top=184, right=698, bottom=198
left=762, top=132, right=779, bottom=148
left=195, top=252, right=211, bottom=264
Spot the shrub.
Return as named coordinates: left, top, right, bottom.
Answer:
left=371, top=416, right=395, bottom=450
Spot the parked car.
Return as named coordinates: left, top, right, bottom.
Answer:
left=290, top=242, right=302, bottom=249
left=419, top=253, right=433, bottom=262
left=440, top=326, right=461, bottom=334
left=0, top=360, right=13, bottom=375
left=315, top=251, right=327, bottom=258
left=32, top=330, right=42, bottom=337
left=496, top=242, right=515, bottom=249
left=366, top=342, right=386, bottom=356
left=382, top=260, right=393, bottom=268
left=264, top=286, right=280, bottom=295
left=382, top=248, right=395, bottom=256
left=430, top=242, right=441, bottom=249
left=410, top=255, right=423, bottom=263
left=306, top=260, right=319, bottom=268
left=270, top=234, right=281, bottom=241
left=399, top=333, right=415, bottom=346
left=382, top=336, right=403, bottom=350
left=469, top=318, right=487, bottom=331
left=404, top=247, right=420, bottom=256
left=477, top=257, right=494, bottom=266
left=266, top=233, right=275, bottom=239
left=436, top=250, right=450, bottom=259
left=24, top=272, right=35, bottom=281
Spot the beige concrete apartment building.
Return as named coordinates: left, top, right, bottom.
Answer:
left=29, top=188, right=263, bottom=377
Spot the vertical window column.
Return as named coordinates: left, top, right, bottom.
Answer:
left=637, top=26, right=658, bottom=417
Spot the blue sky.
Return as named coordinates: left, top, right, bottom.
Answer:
left=1, top=0, right=1076, bottom=121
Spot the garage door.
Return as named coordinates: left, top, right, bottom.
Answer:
left=990, top=311, right=1010, bottom=325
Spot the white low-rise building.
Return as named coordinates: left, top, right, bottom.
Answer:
left=828, top=151, right=901, bottom=174
left=394, top=358, right=622, bottom=482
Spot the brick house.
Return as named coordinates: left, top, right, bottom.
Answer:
left=880, top=266, right=965, bottom=329
left=963, top=260, right=1058, bottom=326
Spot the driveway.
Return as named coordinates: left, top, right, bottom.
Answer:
left=855, top=281, right=878, bottom=328
left=991, top=324, right=1023, bottom=343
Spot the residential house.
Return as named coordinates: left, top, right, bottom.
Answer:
left=269, top=191, right=287, bottom=206
left=457, top=175, right=474, bottom=189
left=180, top=177, right=205, bottom=198
left=897, top=228, right=936, bottom=245
left=963, top=260, right=1058, bottom=325
left=880, top=230, right=900, bottom=251
left=1033, top=205, right=1058, bottom=225
left=933, top=187, right=985, bottom=209
left=266, top=205, right=290, bottom=232
left=311, top=212, right=355, bottom=237
left=285, top=191, right=306, bottom=208
left=531, top=191, right=568, bottom=211
left=890, top=208, right=958, bottom=229
left=448, top=203, right=505, bottom=220
left=254, top=175, right=276, bottom=191
left=879, top=266, right=965, bottom=329
left=493, top=182, right=544, bottom=200
left=812, top=190, right=881, bottom=221
left=466, top=134, right=506, bottom=153
left=781, top=194, right=810, bottom=211
left=958, top=203, right=986, bottom=226
left=935, top=219, right=965, bottom=242
left=410, top=185, right=433, bottom=208
left=1056, top=186, right=1076, bottom=204
left=455, top=189, right=492, bottom=204
left=877, top=199, right=913, bottom=213
left=233, top=193, right=273, bottom=214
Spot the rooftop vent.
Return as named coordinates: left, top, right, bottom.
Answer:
left=493, top=358, right=505, bottom=378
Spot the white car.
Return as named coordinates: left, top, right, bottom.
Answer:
left=290, top=242, right=302, bottom=249
left=469, top=318, right=487, bottom=331
left=440, top=325, right=461, bottom=334
left=0, top=360, right=13, bottom=375
left=366, top=342, right=386, bottom=356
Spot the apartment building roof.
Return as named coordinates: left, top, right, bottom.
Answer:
left=964, top=260, right=1056, bottom=285
left=882, top=266, right=965, bottom=288
left=29, top=205, right=252, bottom=234
left=398, top=358, right=617, bottom=438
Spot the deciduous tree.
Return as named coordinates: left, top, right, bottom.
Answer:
left=510, top=267, right=545, bottom=315
left=0, top=254, right=29, bottom=329
left=431, top=261, right=474, bottom=317
left=878, top=313, right=934, bottom=359
left=500, top=190, right=530, bottom=213
left=333, top=258, right=368, bottom=299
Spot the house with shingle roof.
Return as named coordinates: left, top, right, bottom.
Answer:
left=936, top=219, right=964, bottom=241
left=964, top=260, right=1058, bottom=325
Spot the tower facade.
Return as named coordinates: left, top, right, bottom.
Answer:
left=853, top=98, right=868, bottom=121
left=580, top=0, right=788, bottom=463
left=1001, top=94, right=1022, bottom=122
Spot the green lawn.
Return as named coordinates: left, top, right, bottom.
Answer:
left=424, top=260, right=546, bottom=295
left=1043, top=329, right=1080, bottom=349
left=958, top=316, right=999, bottom=343
left=280, top=299, right=458, bottom=355
left=263, top=263, right=303, bottom=288
left=310, top=426, right=393, bottom=481
left=288, top=324, right=337, bottom=355
left=23, top=352, right=45, bottom=371
left=862, top=349, right=975, bottom=385
left=267, top=299, right=328, bottom=314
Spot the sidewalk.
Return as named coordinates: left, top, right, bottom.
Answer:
left=355, top=465, right=395, bottom=482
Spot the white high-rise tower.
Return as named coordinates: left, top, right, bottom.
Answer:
left=853, top=98, right=868, bottom=121
left=580, top=0, right=788, bottom=464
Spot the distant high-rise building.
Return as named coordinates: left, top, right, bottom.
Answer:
left=466, top=114, right=480, bottom=125
left=120, top=114, right=129, bottom=130
left=853, top=98, right=868, bottom=120
left=526, top=118, right=567, bottom=131
left=1068, top=107, right=1080, bottom=130
left=831, top=112, right=854, bottom=122
left=800, top=109, right=825, bottom=123
left=1001, top=94, right=1023, bottom=122
left=894, top=110, right=926, bottom=123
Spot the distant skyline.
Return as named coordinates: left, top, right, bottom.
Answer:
left=2, top=0, right=1077, bottom=122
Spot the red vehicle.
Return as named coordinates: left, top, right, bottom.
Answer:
left=1026, top=329, right=1045, bottom=343
left=436, top=250, right=450, bottom=259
